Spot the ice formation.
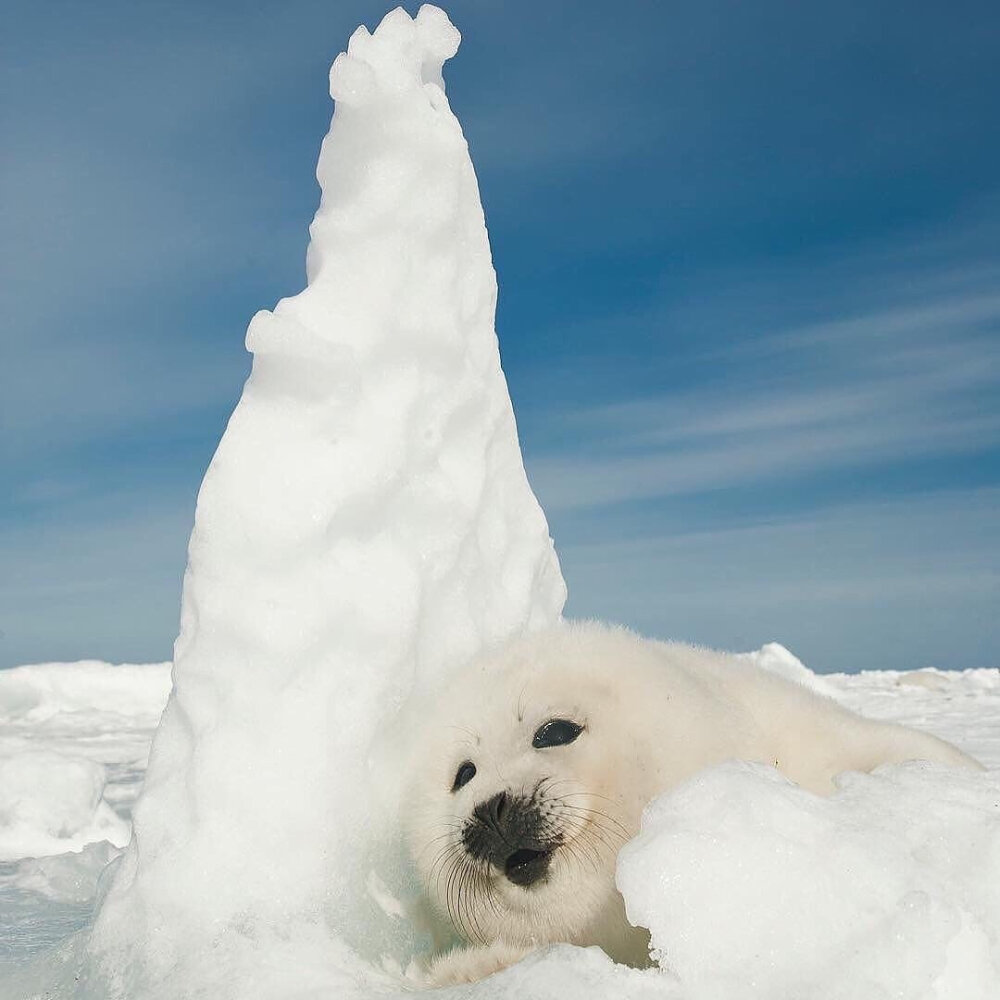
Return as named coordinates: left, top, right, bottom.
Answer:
left=619, top=761, right=1000, bottom=1000
left=0, top=661, right=170, bottom=863
left=69, top=5, right=566, bottom=997
left=0, top=752, right=128, bottom=861
left=0, top=660, right=171, bottom=726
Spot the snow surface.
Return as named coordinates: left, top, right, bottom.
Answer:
left=4, top=5, right=998, bottom=999
left=620, top=761, right=1000, bottom=999
left=2, top=656, right=998, bottom=998
left=0, top=661, right=170, bottom=862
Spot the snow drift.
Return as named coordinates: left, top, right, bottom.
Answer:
left=620, top=761, right=1000, bottom=1000
left=0, top=660, right=171, bottom=726
left=0, top=661, right=170, bottom=863
left=0, top=752, right=128, bottom=862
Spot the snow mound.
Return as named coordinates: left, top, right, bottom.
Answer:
left=0, top=661, right=171, bottom=725
left=80, top=5, right=565, bottom=997
left=895, top=667, right=957, bottom=691
left=0, top=752, right=129, bottom=861
left=0, top=662, right=171, bottom=867
left=618, top=760, right=1000, bottom=1000
left=737, top=641, right=839, bottom=698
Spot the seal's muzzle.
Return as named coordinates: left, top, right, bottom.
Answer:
left=461, top=791, right=557, bottom=887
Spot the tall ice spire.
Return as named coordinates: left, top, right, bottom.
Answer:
left=85, top=6, right=565, bottom=997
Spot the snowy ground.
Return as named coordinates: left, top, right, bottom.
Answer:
left=0, top=661, right=170, bottom=963
left=1, top=653, right=997, bottom=980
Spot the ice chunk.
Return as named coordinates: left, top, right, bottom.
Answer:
left=11, top=841, right=121, bottom=904
left=0, top=662, right=171, bottom=852
left=81, top=5, right=565, bottom=997
left=618, top=760, right=1000, bottom=1000
left=0, top=752, right=129, bottom=861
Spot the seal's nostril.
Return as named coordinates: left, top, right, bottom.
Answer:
left=504, top=847, right=552, bottom=886
left=505, top=848, right=541, bottom=873
left=494, top=791, right=507, bottom=822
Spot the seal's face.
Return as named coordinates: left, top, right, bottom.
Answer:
left=407, top=648, right=646, bottom=952
left=454, top=719, right=588, bottom=891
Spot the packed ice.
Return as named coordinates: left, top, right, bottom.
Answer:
left=0, top=661, right=170, bottom=863
left=620, top=761, right=1000, bottom=1000
left=0, top=752, right=128, bottom=862
left=3, top=5, right=998, bottom=1000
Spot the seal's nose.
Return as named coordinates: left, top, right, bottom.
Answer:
left=482, top=791, right=507, bottom=825
left=503, top=846, right=551, bottom=887
left=462, top=790, right=553, bottom=886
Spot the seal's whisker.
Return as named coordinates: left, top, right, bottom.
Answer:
left=417, top=826, right=464, bottom=863
left=432, top=843, right=465, bottom=902
left=564, top=834, right=602, bottom=876
left=482, top=871, right=504, bottom=919
left=559, top=807, right=630, bottom=844
left=447, top=854, right=472, bottom=943
left=548, top=798, right=629, bottom=836
left=570, top=831, right=602, bottom=872
left=550, top=798, right=631, bottom=840
left=543, top=781, right=630, bottom=812
left=429, top=841, right=461, bottom=882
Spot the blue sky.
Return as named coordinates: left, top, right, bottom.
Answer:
left=2, top=0, right=998, bottom=672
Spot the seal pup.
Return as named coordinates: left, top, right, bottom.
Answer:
left=403, top=620, right=981, bottom=986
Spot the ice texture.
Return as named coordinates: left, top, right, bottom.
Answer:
left=0, top=661, right=171, bottom=726
left=618, top=760, right=1000, bottom=1000
left=0, top=752, right=128, bottom=861
left=76, top=5, right=564, bottom=998
left=0, top=661, right=170, bottom=863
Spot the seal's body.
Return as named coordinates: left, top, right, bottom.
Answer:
left=404, top=622, right=979, bottom=985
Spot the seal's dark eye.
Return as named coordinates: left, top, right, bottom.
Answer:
left=452, top=760, right=476, bottom=791
left=532, top=719, right=584, bottom=749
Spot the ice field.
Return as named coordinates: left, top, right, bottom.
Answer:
left=2, top=653, right=998, bottom=998
left=2, top=5, right=998, bottom=998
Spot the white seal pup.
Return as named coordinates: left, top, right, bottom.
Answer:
left=403, top=621, right=980, bottom=986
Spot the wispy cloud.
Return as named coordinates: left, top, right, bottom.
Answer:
left=529, top=269, right=1000, bottom=511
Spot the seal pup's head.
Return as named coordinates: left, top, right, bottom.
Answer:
left=404, top=623, right=672, bottom=964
